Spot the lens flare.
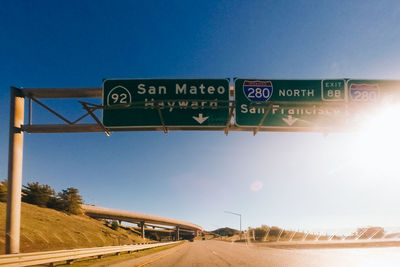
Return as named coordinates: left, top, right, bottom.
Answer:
left=250, top=181, right=263, bottom=192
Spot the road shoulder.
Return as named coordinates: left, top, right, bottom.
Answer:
left=88, top=241, right=187, bottom=267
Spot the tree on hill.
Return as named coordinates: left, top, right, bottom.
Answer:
left=111, top=220, right=119, bottom=230
left=46, top=194, right=63, bottom=210
left=22, top=182, right=55, bottom=207
left=57, top=187, right=83, bottom=215
left=212, top=227, right=240, bottom=237
left=268, top=226, right=282, bottom=237
left=0, top=179, right=7, bottom=202
left=253, top=225, right=270, bottom=241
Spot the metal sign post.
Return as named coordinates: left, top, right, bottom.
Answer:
left=5, top=87, right=101, bottom=254
left=6, top=87, right=24, bottom=254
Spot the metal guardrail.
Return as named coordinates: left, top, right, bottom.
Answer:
left=0, top=242, right=178, bottom=266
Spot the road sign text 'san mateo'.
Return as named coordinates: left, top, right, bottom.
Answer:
left=103, top=79, right=230, bottom=127
left=235, top=79, right=348, bottom=129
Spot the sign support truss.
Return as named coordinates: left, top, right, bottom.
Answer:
left=79, top=101, right=110, bottom=136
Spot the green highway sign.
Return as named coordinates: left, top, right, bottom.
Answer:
left=103, top=79, right=230, bottom=127
left=235, top=79, right=400, bottom=129
left=235, top=79, right=348, bottom=128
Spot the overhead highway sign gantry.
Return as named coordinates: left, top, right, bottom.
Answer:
left=6, top=78, right=400, bottom=254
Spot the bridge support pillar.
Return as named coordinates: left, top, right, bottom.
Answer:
left=140, top=221, right=145, bottom=239
left=176, top=226, right=180, bottom=241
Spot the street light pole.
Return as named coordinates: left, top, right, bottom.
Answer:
left=224, top=211, right=242, bottom=240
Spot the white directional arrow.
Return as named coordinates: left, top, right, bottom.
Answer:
left=282, top=115, right=298, bottom=126
left=192, top=113, right=209, bottom=124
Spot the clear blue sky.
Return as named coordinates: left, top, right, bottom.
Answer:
left=1, top=0, right=400, bottom=233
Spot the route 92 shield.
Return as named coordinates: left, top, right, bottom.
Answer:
left=243, top=80, right=273, bottom=102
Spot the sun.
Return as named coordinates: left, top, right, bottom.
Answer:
left=351, top=104, right=400, bottom=179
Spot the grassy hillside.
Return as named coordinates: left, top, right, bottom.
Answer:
left=0, top=202, right=146, bottom=254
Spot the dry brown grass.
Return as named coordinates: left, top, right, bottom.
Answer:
left=0, top=202, right=146, bottom=254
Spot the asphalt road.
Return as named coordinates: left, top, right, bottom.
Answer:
left=111, top=240, right=400, bottom=267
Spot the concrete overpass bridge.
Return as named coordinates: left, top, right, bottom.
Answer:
left=82, top=205, right=202, bottom=241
